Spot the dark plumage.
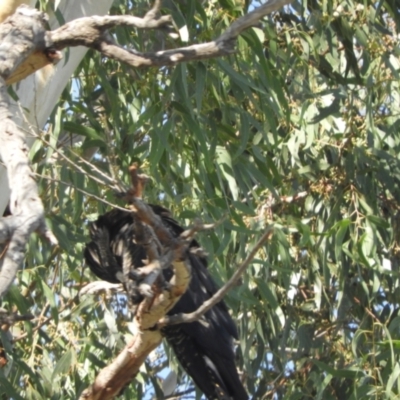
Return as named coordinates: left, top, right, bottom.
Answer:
left=84, top=205, right=247, bottom=400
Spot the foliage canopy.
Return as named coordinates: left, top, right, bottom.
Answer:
left=1, top=0, right=400, bottom=398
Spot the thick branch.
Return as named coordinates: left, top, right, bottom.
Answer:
left=47, top=0, right=291, bottom=68
left=79, top=330, right=163, bottom=400
left=0, top=81, right=57, bottom=298
left=80, top=261, right=190, bottom=399
left=3, top=0, right=291, bottom=83
left=0, top=6, right=60, bottom=84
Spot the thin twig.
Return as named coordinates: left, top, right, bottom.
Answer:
left=179, top=214, right=227, bottom=241
left=164, top=387, right=196, bottom=399
left=158, top=226, right=274, bottom=327
left=218, top=0, right=290, bottom=43
left=29, top=129, right=121, bottom=190
left=33, top=172, right=129, bottom=212
left=12, top=298, right=75, bottom=343
left=17, top=98, right=123, bottom=192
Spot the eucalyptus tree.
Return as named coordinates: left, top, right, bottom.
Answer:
left=0, top=0, right=399, bottom=399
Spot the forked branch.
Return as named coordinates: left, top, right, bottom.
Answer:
left=49, top=0, right=292, bottom=67
left=3, top=0, right=292, bottom=84
left=80, top=170, right=191, bottom=400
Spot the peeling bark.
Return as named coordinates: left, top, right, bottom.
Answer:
left=80, top=330, right=162, bottom=400
left=0, top=80, right=57, bottom=297
left=0, top=7, right=58, bottom=298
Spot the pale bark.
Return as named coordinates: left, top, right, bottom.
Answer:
left=0, top=6, right=55, bottom=297
left=79, top=196, right=192, bottom=400
left=0, top=0, right=114, bottom=215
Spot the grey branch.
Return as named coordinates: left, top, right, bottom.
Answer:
left=180, top=215, right=227, bottom=242
left=218, top=0, right=292, bottom=43
left=48, top=0, right=292, bottom=67
left=0, top=8, right=59, bottom=298
left=0, top=82, right=58, bottom=298
left=1, top=0, right=292, bottom=83
left=2, top=0, right=292, bottom=83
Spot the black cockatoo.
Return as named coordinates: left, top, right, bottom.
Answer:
left=84, top=205, right=247, bottom=400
